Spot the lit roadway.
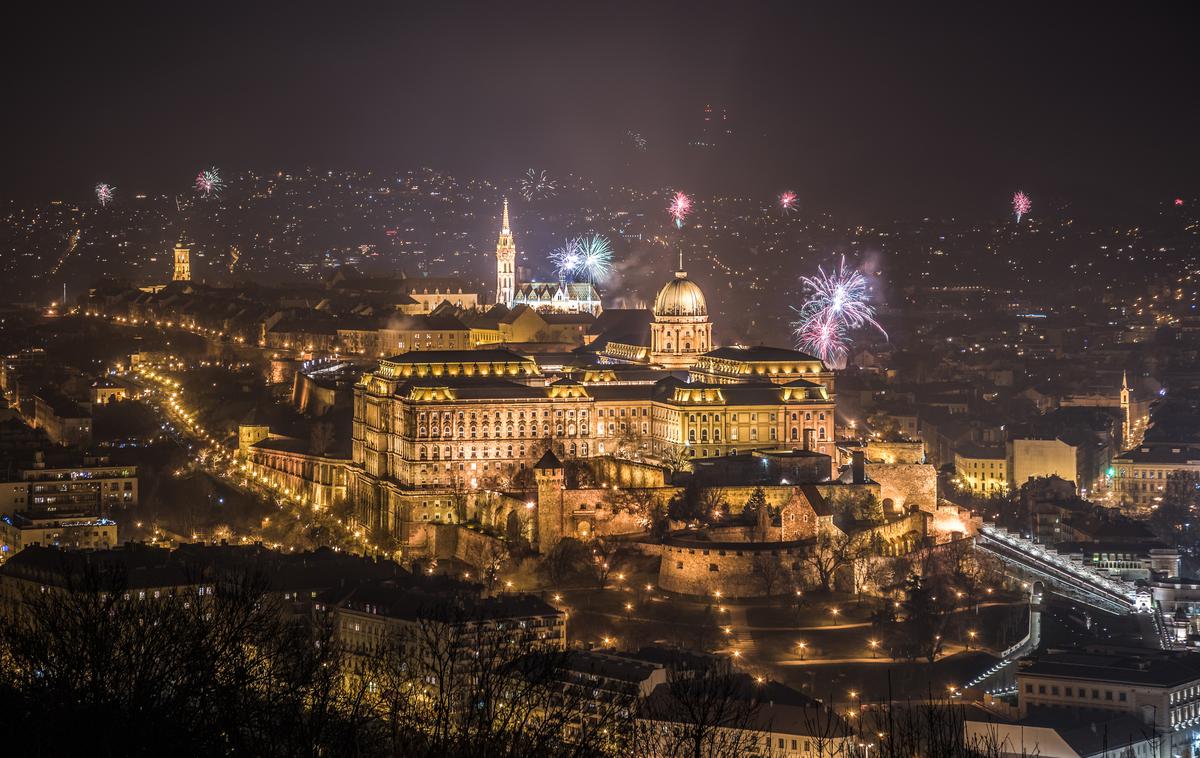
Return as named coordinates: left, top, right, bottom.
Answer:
left=127, top=362, right=371, bottom=554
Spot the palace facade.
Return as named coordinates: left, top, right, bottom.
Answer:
left=350, top=265, right=836, bottom=538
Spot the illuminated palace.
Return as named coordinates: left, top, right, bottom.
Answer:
left=495, top=199, right=602, bottom=316
left=350, top=263, right=837, bottom=536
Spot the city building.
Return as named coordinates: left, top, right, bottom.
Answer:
left=954, top=443, right=1008, bottom=495
left=30, top=391, right=92, bottom=447
left=89, top=377, right=127, bottom=405
left=0, top=454, right=136, bottom=516
left=1014, top=646, right=1200, bottom=757
left=348, top=339, right=837, bottom=543
left=238, top=425, right=350, bottom=510
left=0, top=510, right=117, bottom=554
left=327, top=580, right=567, bottom=658
left=1008, top=437, right=1082, bottom=493
left=638, top=674, right=855, bottom=757
left=172, top=238, right=191, bottom=282
left=1110, top=445, right=1200, bottom=508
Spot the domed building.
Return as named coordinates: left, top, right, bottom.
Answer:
left=650, top=268, right=713, bottom=368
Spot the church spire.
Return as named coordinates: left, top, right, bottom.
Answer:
left=495, top=197, right=516, bottom=305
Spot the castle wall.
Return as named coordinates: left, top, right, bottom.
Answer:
left=658, top=538, right=810, bottom=598
left=866, top=440, right=926, bottom=464
left=863, top=463, right=938, bottom=513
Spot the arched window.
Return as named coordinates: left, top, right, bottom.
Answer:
left=819, top=427, right=826, bottom=440
left=418, top=446, right=427, bottom=460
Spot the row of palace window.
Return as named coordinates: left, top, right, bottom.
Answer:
left=687, top=426, right=827, bottom=443
left=685, top=411, right=826, bottom=423
left=417, top=442, right=590, bottom=461
left=418, top=409, right=586, bottom=423
left=417, top=422, right=586, bottom=439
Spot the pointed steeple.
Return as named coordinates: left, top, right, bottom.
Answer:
left=495, top=197, right=517, bottom=305
left=1122, top=370, right=1129, bottom=391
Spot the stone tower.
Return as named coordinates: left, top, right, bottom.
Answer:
left=495, top=198, right=516, bottom=305
left=534, top=449, right=565, bottom=553
left=172, top=239, right=191, bottom=282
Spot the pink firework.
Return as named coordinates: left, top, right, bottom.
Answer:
left=1175, top=198, right=1185, bottom=207
left=668, top=191, right=692, bottom=228
left=1012, top=191, right=1031, bottom=223
left=779, top=191, right=797, bottom=215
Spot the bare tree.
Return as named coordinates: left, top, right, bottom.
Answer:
left=587, top=536, right=627, bottom=590
left=475, top=538, right=510, bottom=594
left=750, top=553, right=792, bottom=597
left=633, top=658, right=764, bottom=758
left=0, top=561, right=372, bottom=756
left=367, top=604, right=625, bottom=757
left=539, top=537, right=590, bottom=588
left=800, top=531, right=866, bottom=593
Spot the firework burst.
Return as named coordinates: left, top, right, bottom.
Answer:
left=1012, top=190, right=1031, bottom=223
left=195, top=168, right=225, bottom=198
left=791, top=255, right=886, bottom=368
left=574, top=234, right=613, bottom=284
left=626, top=130, right=647, bottom=151
left=779, top=191, right=797, bottom=215
left=550, top=238, right=582, bottom=281
left=520, top=169, right=558, bottom=201
left=668, top=191, right=692, bottom=229
left=95, top=183, right=115, bottom=207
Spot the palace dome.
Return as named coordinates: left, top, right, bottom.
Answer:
left=653, top=271, right=708, bottom=318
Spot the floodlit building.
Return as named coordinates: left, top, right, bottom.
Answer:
left=1110, top=445, right=1200, bottom=508
left=954, top=443, right=1008, bottom=495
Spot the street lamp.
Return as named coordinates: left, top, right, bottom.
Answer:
left=869, top=639, right=879, bottom=658
left=968, top=630, right=977, bottom=649
left=797, top=641, right=807, bottom=661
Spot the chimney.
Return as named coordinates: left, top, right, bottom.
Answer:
left=852, top=450, right=865, bottom=484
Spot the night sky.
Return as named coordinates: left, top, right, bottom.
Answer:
left=4, top=2, right=1197, bottom=217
